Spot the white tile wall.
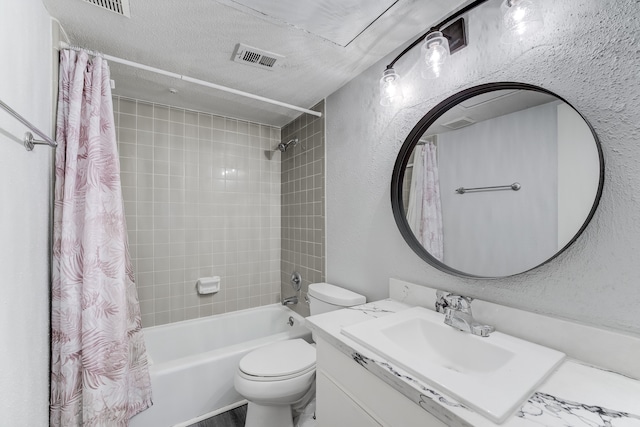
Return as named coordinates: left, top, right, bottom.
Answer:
left=113, top=97, right=281, bottom=326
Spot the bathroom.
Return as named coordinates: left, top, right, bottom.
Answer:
left=1, top=0, right=639, bottom=425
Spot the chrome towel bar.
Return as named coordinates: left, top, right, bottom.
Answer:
left=0, top=98, right=57, bottom=151
left=455, top=182, right=521, bottom=194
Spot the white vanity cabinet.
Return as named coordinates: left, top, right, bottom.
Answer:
left=309, top=293, right=640, bottom=427
left=315, top=336, right=447, bottom=427
left=316, top=372, right=382, bottom=426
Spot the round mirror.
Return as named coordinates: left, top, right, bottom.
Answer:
left=391, top=83, right=604, bottom=278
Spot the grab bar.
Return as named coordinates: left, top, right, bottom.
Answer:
left=455, top=182, right=521, bottom=194
left=0, top=98, right=57, bottom=151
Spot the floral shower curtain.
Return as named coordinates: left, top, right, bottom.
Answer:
left=50, top=50, right=152, bottom=426
left=406, top=140, right=444, bottom=261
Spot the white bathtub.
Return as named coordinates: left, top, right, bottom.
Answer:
left=130, top=304, right=311, bottom=427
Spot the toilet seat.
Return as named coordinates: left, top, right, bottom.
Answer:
left=238, top=339, right=316, bottom=382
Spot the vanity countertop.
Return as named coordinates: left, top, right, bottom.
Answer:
left=305, top=299, right=640, bottom=427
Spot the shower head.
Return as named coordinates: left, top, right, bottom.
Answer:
left=278, top=138, right=299, bottom=152
left=264, top=137, right=299, bottom=160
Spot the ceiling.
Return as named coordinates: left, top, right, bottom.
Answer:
left=42, top=0, right=467, bottom=127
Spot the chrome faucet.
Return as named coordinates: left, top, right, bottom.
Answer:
left=282, top=296, right=298, bottom=306
left=435, top=291, right=494, bottom=337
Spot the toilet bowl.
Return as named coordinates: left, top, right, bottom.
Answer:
left=234, top=339, right=316, bottom=427
left=234, top=283, right=366, bottom=427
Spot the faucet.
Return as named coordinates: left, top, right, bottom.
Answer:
left=435, top=291, right=495, bottom=337
left=282, top=296, right=298, bottom=306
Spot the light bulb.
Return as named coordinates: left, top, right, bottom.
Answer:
left=502, top=0, right=544, bottom=41
left=379, top=68, right=403, bottom=106
left=421, top=31, right=450, bottom=80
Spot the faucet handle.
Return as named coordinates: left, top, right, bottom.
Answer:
left=472, top=324, right=495, bottom=337
left=449, top=295, right=473, bottom=311
left=435, top=290, right=449, bottom=313
left=436, top=291, right=473, bottom=312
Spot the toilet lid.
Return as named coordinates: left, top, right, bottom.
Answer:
left=239, top=339, right=316, bottom=378
left=308, top=283, right=366, bottom=306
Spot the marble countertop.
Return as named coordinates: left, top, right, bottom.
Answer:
left=305, top=299, right=640, bottom=427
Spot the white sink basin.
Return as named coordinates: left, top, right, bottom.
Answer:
left=341, top=306, right=565, bottom=423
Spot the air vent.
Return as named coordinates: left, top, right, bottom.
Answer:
left=82, top=0, right=131, bottom=17
left=232, top=43, right=284, bottom=71
left=441, top=117, right=476, bottom=130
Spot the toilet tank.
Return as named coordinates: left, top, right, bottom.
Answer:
left=308, top=283, right=366, bottom=315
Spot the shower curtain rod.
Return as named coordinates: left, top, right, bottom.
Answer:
left=59, top=42, right=322, bottom=118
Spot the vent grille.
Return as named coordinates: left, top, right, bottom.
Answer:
left=232, top=43, right=284, bottom=71
left=242, top=51, right=261, bottom=64
left=259, top=56, right=277, bottom=68
left=441, top=117, right=476, bottom=130
left=82, top=0, right=131, bottom=17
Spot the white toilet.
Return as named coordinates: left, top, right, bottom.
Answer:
left=234, top=283, right=366, bottom=427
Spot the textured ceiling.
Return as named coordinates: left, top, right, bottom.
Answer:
left=42, top=0, right=467, bottom=126
left=226, top=0, right=399, bottom=46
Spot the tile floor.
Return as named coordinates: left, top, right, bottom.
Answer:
left=189, top=404, right=247, bottom=427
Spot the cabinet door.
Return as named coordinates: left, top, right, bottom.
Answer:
left=316, top=337, right=447, bottom=427
left=317, top=371, right=382, bottom=427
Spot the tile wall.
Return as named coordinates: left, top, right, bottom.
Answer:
left=280, top=100, right=326, bottom=317
left=113, top=97, right=281, bottom=327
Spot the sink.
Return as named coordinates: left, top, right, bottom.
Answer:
left=341, top=306, right=565, bottom=423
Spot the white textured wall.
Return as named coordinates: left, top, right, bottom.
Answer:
left=0, top=0, right=52, bottom=424
left=326, top=0, right=640, bottom=334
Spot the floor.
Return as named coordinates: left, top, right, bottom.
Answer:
left=189, top=404, right=247, bottom=427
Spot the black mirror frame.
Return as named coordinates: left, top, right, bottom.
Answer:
left=390, top=82, right=605, bottom=278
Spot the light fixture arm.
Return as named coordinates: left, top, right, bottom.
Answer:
left=384, top=0, right=490, bottom=70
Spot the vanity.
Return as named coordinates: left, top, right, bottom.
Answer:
left=304, top=82, right=639, bottom=425
left=306, top=279, right=640, bottom=427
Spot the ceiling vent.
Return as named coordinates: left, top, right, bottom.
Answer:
left=232, top=43, right=284, bottom=71
left=441, top=117, right=476, bottom=130
left=82, top=0, right=131, bottom=17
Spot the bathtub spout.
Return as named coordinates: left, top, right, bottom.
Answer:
left=282, top=296, right=298, bottom=306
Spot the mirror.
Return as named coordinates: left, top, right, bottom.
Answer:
left=391, top=83, right=604, bottom=278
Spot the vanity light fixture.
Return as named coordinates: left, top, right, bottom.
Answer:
left=379, top=67, right=403, bottom=106
left=379, top=0, right=544, bottom=105
left=421, top=30, right=451, bottom=80
left=501, top=0, right=544, bottom=41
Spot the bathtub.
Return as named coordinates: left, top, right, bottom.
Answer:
left=130, top=304, right=311, bottom=427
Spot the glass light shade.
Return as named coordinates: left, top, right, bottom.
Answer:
left=421, top=31, right=450, bottom=80
left=379, top=68, right=403, bottom=106
left=501, top=0, right=544, bottom=41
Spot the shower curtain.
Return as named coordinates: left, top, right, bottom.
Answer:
left=50, top=50, right=152, bottom=426
left=406, top=140, right=444, bottom=261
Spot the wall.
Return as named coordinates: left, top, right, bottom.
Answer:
left=113, top=97, right=281, bottom=327
left=0, top=0, right=52, bottom=424
left=281, top=100, right=326, bottom=317
left=326, top=0, right=640, bottom=334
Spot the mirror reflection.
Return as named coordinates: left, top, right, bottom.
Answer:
left=398, top=87, right=602, bottom=277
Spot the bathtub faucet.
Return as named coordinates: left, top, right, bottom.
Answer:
left=282, top=296, right=298, bottom=306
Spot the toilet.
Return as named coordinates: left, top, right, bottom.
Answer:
left=234, top=283, right=366, bottom=427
